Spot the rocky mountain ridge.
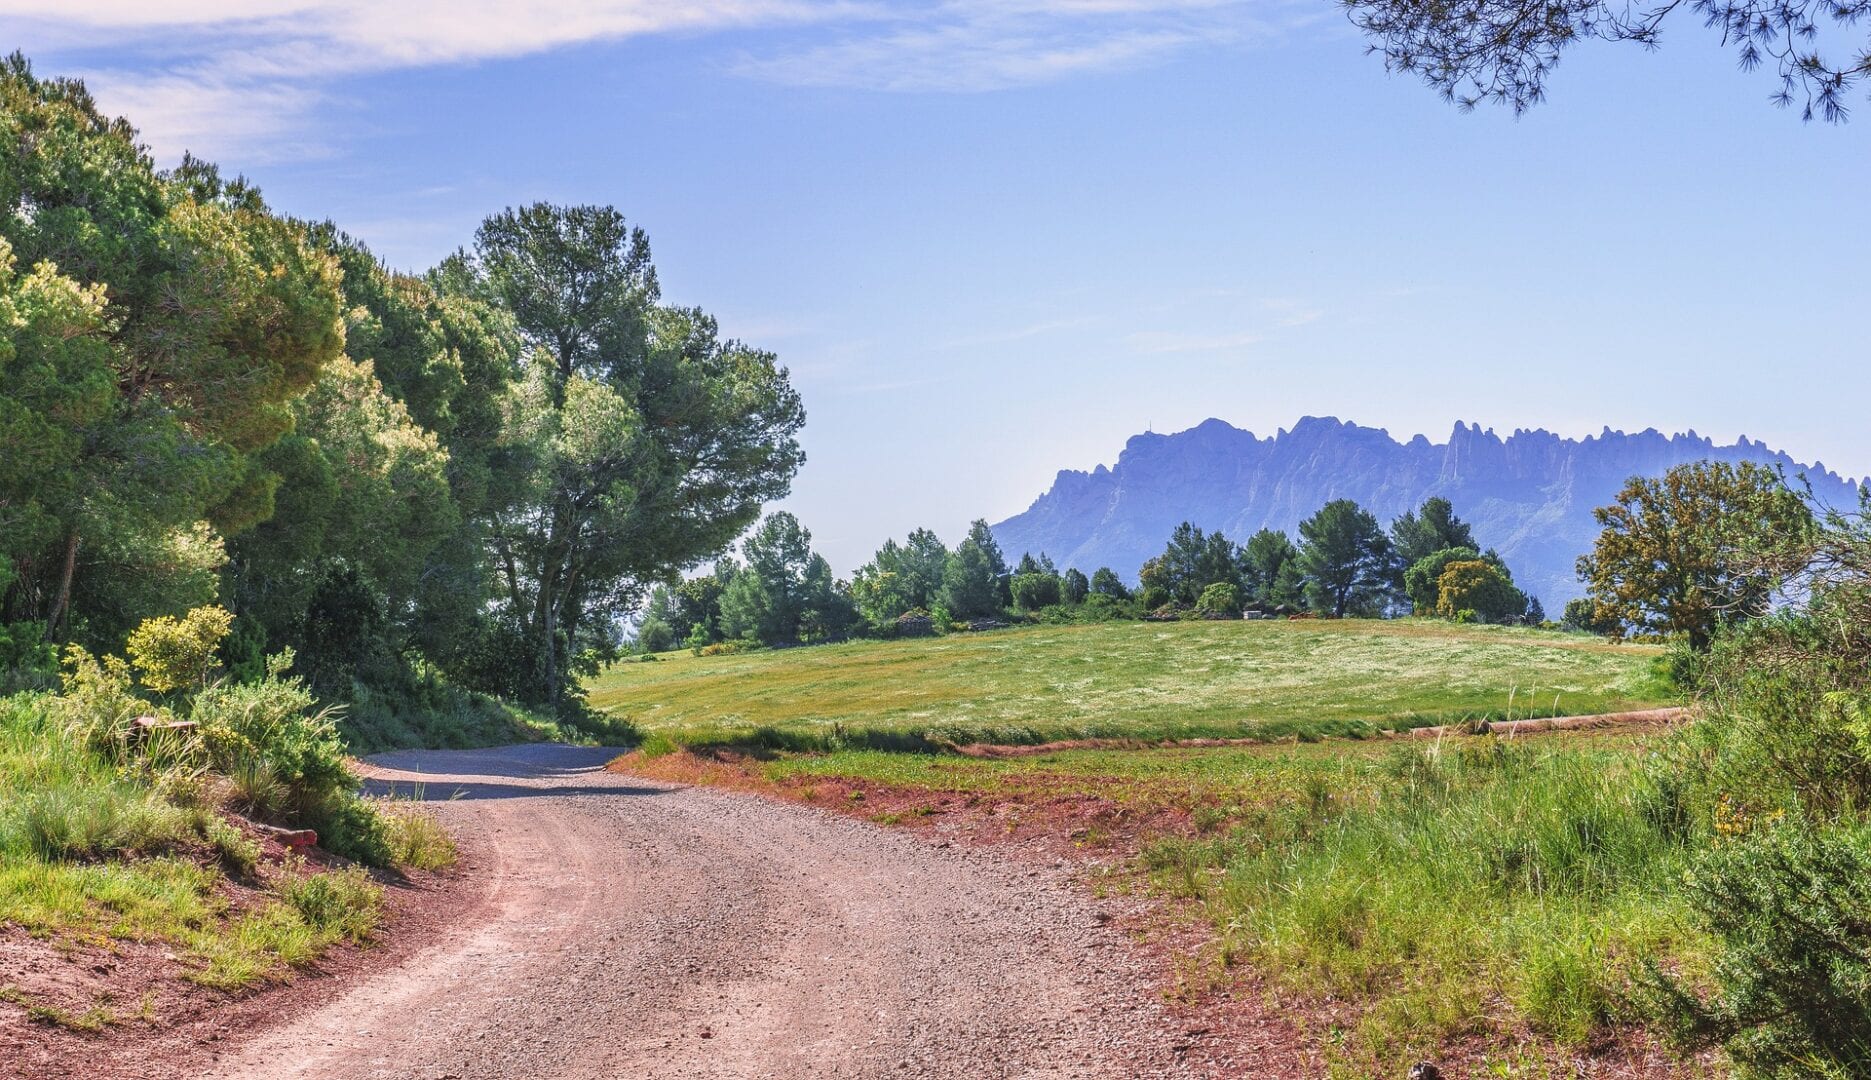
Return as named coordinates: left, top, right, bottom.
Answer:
left=990, top=417, right=1860, bottom=607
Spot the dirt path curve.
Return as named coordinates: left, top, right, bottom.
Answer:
left=204, top=744, right=1190, bottom=1080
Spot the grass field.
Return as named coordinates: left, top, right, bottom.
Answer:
left=602, top=620, right=1701, bottom=1075
left=590, top=619, right=1672, bottom=749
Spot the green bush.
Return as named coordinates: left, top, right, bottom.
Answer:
left=192, top=657, right=353, bottom=822
left=636, top=617, right=675, bottom=653
left=126, top=605, right=234, bottom=694
left=305, top=793, right=392, bottom=866
left=0, top=621, right=57, bottom=692
left=1196, top=581, right=1242, bottom=615
left=54, top=646, right=161, bottom=765
left=1691, top=616, right=1871, bottom=821
left=1641, top=825, right=1871, bottom=1077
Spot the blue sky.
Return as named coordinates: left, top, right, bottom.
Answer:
left=6, top=2, right=1866, bottom=574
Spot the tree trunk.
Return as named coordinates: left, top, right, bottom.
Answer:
left=47, top=531, right=79, bottom=640
left=541, top=602, right=559, bottom=707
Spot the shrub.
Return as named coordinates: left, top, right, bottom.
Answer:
left=635, top=618, right=675, bottom=653
left=1640, top=825, right=1871, bottom=1077
left=192, top=660, right=352, bottom=822
left=1690, top=616, right=1871, bottom=821
left=699, top=640, right=756, bottom=657
left=54, top=646, right=159, bottom=764
left=306, top=793, right=392, bottom=866
left=1196, top=581, right=1242, bottom=616
left=126, top=605, right=234, bottom=694
left=0, top=621, right=57, bottom=692
left=1435, top=560, right=1526, bottom=623
left=1009, top=572, right=1062, bottom=611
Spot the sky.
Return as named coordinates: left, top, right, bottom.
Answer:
left=4, top=1, right=1866, bottom=575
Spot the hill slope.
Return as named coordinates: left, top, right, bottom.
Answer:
left=991, top=416, right=1860, bottom=607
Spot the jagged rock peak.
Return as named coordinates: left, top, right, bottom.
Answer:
left=992, top=416, right=1860, bottom=608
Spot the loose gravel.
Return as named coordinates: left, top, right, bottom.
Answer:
left=202, top=744, right=1193, bottom=1080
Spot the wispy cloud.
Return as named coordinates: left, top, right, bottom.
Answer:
left=942, top=316, right=1096, bottom=348
left=1125, top=328, right=1262, bottom=353
left=4, top=0, right=1289, bottom=162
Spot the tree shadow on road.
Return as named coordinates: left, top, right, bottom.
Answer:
left=362, top=777, right=671, bottom=801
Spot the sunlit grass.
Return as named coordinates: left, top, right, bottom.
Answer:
left=0, top=694, right=386, bottom=994
left=591, top=619, right=1670, bottom=749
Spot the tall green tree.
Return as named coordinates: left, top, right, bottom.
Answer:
left=1297, top=500, right=1392, bottom=617
left=962, top=519, right=1011, bottom=605
left=1239, top=528, right=1299, bottom=608
left=1390, top=497, right=1477, bottom=570
left=719, top=512, right=850, bottom=644
left=1061, top=568, right=1090, bottom=605
left=1578, top=461, right=1813, bottom=649
left=852, top=539, right=914, bottom=625
left=226, top=356, right=457, bottom=691
left=0, top=60, right=344, bottom=648
left=898, top=528, right=949, bottom=610
left=942, top=533, right=1004, bottom=619
left=461, top=203, right=804, bottom=706
left=851, top=528, right=949, bottom=625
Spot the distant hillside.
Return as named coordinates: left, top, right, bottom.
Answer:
left=991, top=417, right=1861, bottom=608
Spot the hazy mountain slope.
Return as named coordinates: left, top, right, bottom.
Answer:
left=991, top=417, right=1859, bottom=608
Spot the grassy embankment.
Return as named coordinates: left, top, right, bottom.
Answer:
left=600, top=620, right=1698, bottom=1074
left=0, top=676, right=455, bottom=1032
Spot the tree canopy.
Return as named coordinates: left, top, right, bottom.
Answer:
left=1297, top=500, right=1393, bottom=617
left=0, top=58, right=809, bottom=725
left=1342, top=0, right=1871, bottom=120
left=1578, top=460, right=1813, bottom=648
left=461, top=204, right=805, bottom=704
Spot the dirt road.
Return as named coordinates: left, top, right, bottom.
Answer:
left=203, top=744, right=1190, bottom=1079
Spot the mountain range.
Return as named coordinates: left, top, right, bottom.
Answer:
left=990, top=417, right=1862, bottom=608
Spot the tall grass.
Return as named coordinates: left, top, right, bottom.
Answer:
left=0, top=692, right=388, bottom=995
left=1143, top=738, right=1699, bottom=1067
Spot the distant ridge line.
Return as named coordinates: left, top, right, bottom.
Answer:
left=991, top=416, right=1860, bottom=608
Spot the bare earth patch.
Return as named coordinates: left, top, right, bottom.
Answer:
left=181, top=744, right=1250, bottom=1079
left=617, top=736, right=1711, bottom=1079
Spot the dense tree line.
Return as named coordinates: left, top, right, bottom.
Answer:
left=1124, top=496, right=1535, bottom=623
left=0, top=58, right=804, bottom=721
left=641, top=493, right=1549, bottom=654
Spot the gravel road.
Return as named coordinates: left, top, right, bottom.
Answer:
left=204, top=744, right=1191, bottom=1080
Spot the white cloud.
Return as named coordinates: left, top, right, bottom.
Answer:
left=2, top=0, right=1290, bottom=161
left=733, top=0, right=1278, bottom=91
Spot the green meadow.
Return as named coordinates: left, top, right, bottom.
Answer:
left=590, top=618, right=1671, bottom=749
